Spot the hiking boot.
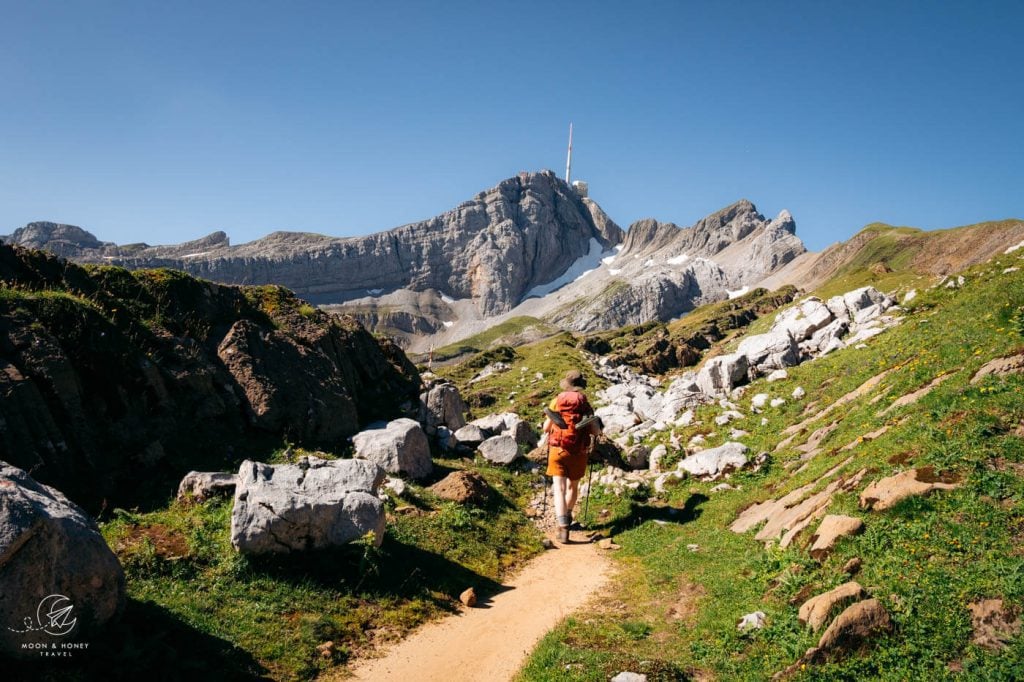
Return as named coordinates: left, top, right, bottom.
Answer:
left=557, top=526, right=570, bottom=544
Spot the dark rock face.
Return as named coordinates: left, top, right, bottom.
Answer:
left=4, top=171, right=624, bottom=318
left=0, top=243, right=420, bottom=509
left=0, top=462, right=126, bottom=658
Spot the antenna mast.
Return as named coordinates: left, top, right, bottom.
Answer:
left=565, top=122, right=573, bottom=184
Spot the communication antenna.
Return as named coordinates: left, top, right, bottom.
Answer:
left=565, top=122, right=573, bottom=184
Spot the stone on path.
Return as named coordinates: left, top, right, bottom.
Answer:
left=460, top=587, right=478, bottom=607
left=231, top=456, right=386, bottom=554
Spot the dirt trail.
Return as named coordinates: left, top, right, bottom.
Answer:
left=343, top=540, right=613, bottom=682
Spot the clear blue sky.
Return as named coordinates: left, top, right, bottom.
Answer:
left=2, top=1, right=1022, bottom=252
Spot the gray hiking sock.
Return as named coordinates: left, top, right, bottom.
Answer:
left=556, top=514, right=570, bottom=527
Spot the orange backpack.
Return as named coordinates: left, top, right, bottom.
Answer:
left=548, top=391, right=592, bottom=452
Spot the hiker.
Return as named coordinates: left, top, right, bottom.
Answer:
left=543, top=369, right=601, bottom=543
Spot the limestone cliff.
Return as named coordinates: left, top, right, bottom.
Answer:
left=4, top=171, right=623, bottom=320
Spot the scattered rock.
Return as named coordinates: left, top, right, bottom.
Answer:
left=678, top=442, right=750, bottom=480
left=230, top=456, right=386, bottom=554
left=859, top=468, right=959, bottom=511
left=799, top=582, right=865, bottom=631
left=649, top=444, right=668, bottom=473
left=0, top=462, right=126, bottom=657
left=696, top=353, right=749, bottom=396
left=453, top=423, right=487, bottom=446
left=751, top=393, right=770, bottom=409
left=598, top=538, right=621, bottom=550
left=737, top=330, right=800, bottom=377
left=429, top=470, right=491, bottom=506
left=687, top=544, right=700, bottom=552
left=624, top=444, right=650, bottom=469
left=841, top=557, right=863, bottom=576
left=316, top=641, right=336, bottom=660
left=715, top=410, right=745, bottom=426
left=418, top=382, right=468, bottom=434
left=770, top=398, right=786, bottom=408
left=541, top=538, right=555, bottom=549
left=611, top=673, right=648, bottom=682
left=469, top=412, right=538, bottom=446
left=710, top=483, right=738, bottom=493
left=806, top=598, right=892, bottom=663
left=808, top=515, right=865, bottom=560
left=382, top=477, right=407, bottom=498
left=970, top=352, right=1024, bottom=384
left=353, top=418, right=433, bottom=479
left=968, top=598, right=1021, bottom=650
left=730, top=428, right=750, bottom=439
left=767, top=369, right=789, bottom=382
left=459, top=587, right=478, bottom=607
left=478, top=434, right=521, bottom=465
left=176, top=471, right=238, bottom=503
left=737, top=611, right=767, bottom=632
left=792, top=386, right=806, bottom=400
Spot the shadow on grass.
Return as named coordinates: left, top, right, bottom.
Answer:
left=5, top=599, right=270, bottom=682
left=591, top=493, right=708, bottom=536
left=244, top=539, right=509, bottom=610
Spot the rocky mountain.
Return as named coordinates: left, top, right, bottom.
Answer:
left=0, top=242, right=420, bottom=509
left=5, top=175, right=814, bottom=349
left=445, top=199, right=807, bottom=344
left=4, top=171, right=623, bottom=324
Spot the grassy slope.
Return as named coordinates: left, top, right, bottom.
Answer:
left=429, top=316, right=557, bottom=363
left=517, top=252, right=1024, bottom=680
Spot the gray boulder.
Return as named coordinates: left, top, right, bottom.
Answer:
left=453, top=424, right=487, bottom=446
left=176, top=471, right=238, bottom=503
left=772, top=298, right=834, bottom=341
left=353, top=418, right=432, bottom=479
left=595, top=404, right=640, bottom=435
left=0, top=462, right=125, bottom=657
left=478, top=434, right=521, bottom=465
left=231, top=456, right=386, bottom=554
left=418, top=382, right=467, bottom=435
left=696, top=353, right=749, bottom=395
left=803, top=318, right=849, bottom=355
left=469, top=412, right=538, bottom=447
left=736, top=331, right=799, bottom=377
left=677, top=442, right=750, bottom=480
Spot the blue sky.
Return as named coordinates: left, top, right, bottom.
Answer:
left=2, top=1, right=1021, bottom=252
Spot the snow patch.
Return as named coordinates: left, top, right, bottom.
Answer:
left=442, top=321, right=454, bottom=328
left=440, top=293, right=456, bottom=304
left=366, top=288, right=383, bottom=295
left=180, top=251, right=211, bottom=259
left=1005, top=239, right=1024, bottom=255
left=727, top=286, right=750, bottom=299
left=524, top=239, right=607, bottom=299
left=666, top=254, right=690, bottom=265
left=609, top=268, right=622, bottom=275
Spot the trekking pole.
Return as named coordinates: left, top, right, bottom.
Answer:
left=582, top=441, right=596, bottom=528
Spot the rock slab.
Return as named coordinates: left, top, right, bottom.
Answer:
left=353, top=418, right=433, bottom=479
left=231, top=456, right=386, bottom=554
left=176, top=471, right=238, bottom=503
left=0, top=462, right=126, bottom=657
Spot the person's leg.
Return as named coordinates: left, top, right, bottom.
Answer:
left=565, top=477, right=581, bottom=517
left=552, top=476, right=571, bottom=542
left=552, top=476, right=569, bottom=526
